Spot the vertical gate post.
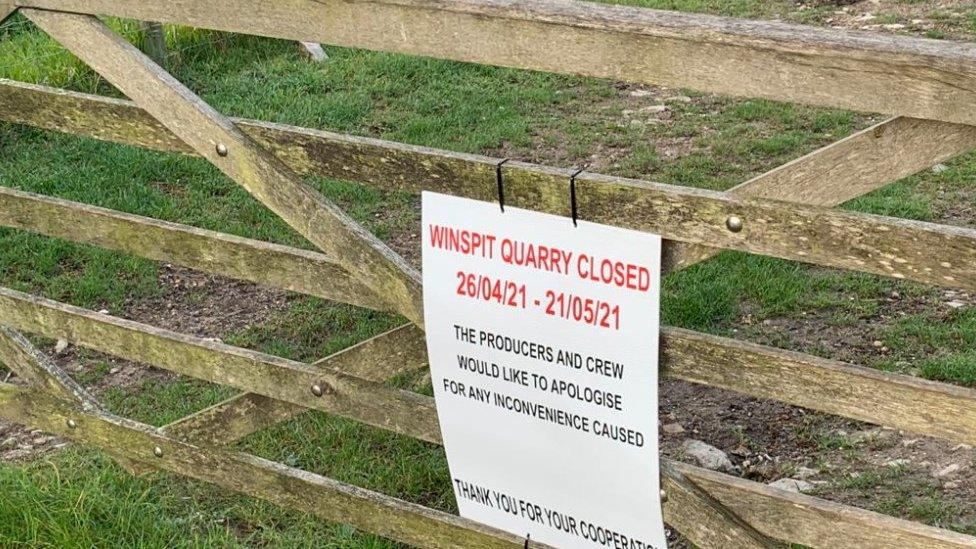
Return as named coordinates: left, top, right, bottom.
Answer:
left=139, top=21, right=167, bottom=67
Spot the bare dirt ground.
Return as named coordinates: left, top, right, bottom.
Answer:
left=798, top=0, right=976, bottom=37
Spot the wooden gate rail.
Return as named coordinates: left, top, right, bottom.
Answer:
left=2, top=213, right=976, bottom=452
left=4, top=1, right=976, bottom=547
left=0, top=287, right=443, bottom=443
left=8, top=81, right=976, bottom=236
left=0, top=185, right=390, bottom=311
left=6, top=80, right=976, bottom=285
left=0, top=384, right=540, bottom=549
left=160, top=324, right=428, bottom=446
left=7, top=84, right=976, bottom=278
left=12, top=0, right=976, bottom=126
left=8, top=96, right=976, bottom=292
left=0, top=382, right=973, bottom=549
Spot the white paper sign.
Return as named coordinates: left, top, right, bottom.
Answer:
left=422, top=192, right=666, bottom=549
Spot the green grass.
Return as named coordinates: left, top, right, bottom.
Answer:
left=0, top=448, right=403, bottom=548
left=3, top=0, right=976, bottom=545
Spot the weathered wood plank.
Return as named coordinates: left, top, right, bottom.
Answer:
left=575, top=171, right=976, bottom=290
left=0, top=326, right=149, bottom=473
left=672, top=461, right=976, bottom=549
left=0, top=326, right=91, bottom=403
left=0, top=287, right=442, bottom=443
left=0, top=185, right=389, bottom=311
left=173, top=316, right=976, bottom=453
left=15, top=0, right=976, bottom=125
left=0, top=384, right=544, bottom=549
left=8, top=271, right=974, bottom=450
left=6, top=79, right=976, bottom=291
left=163, top=324, right=427, bottom=445
left=0, top=79, right=193, bottom=152
left=162, top=392, right=302, bottom=445
left=0, top=3, right=16, bottom=23
left=662, top=328, right=976, bottom=446
left=168, top=319, right=976, bottom=450
left=22, top=10, right=425, bottom=326
left=1, top=382, right=971, bottom=548
left=664, top=116, right=976, bottom=271
left=660, top=462, right=781, bottom=548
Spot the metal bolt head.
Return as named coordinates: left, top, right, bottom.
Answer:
left=153, top=445, right=164, bottom=458
left=660, top=489, right=668, bottom=503
left=311, top=383, right=324, bottom=397
left=215, top=142, right=228, bottom=157
left=66, top=419, right=77, bottom=429
left=725, top=215, right=744, bottom=233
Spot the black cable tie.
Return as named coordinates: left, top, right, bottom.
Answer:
left=495, top=158, right=510, bottom=212
left=569, top=166, right=584, bottom=227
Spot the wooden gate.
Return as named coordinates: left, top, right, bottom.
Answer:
left=2, top=1, right=976, bottom=547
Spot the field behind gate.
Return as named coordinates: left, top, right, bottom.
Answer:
left=3, top=0, right=976, bottom=546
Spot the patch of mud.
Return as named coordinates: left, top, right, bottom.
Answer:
left=124, top=264, right=292, bottom=339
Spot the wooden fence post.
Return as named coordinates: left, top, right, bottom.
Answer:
left=139, top=21, right=167, bottom=67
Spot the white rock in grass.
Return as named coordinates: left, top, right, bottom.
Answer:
left=932, top=163, right=949, bottom=174
left=640, top=105, right=669, bottom=114
left=662, top=423, right=685, bottom=435
left=768, top=478, right=814, bottom=493
left=794, top=466, right=819, bottom=479
left=54, top=339, right=69, bottom=354
left=681, top=439, right=734, bottom=472
left=933, top=463, right=964, bottom=478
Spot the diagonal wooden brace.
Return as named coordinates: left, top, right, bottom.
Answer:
left=162, top=323, right=427, bottom=445
left=21, top=8, right=424, bottom=327
left=0, top=326, right=92, bottom=403
left=661, top=461, right=781, bottom=548
left=664, top=116, right=975, bottom=273
left=1, top=3, right=17, bottom=23
left=0, top=326, right=149, bottom=473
